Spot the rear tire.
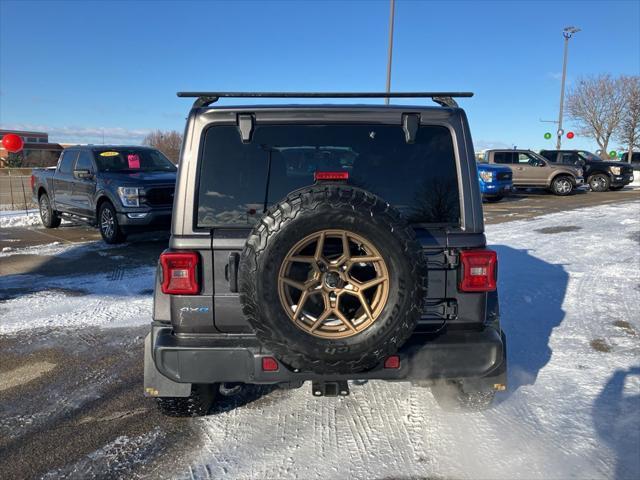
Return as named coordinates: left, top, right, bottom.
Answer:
left=98, top=201, right=127, bottom=244
left=551, top=176, right=574, bottom=196
left=431, top=381, right=496, bottom=412
left=156, top=383, right=218, bottom=417
left=588, top=174, right=610, bottom=192
left=38, top=193, right=61, bottom=228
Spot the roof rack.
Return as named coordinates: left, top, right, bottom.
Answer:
left=176, top=91, right=473, bottom=109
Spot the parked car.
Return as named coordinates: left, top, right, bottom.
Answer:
left=476, top=162, right=513, bottom=202
left=539, top=150, right=634, bottom=192
left=143, top=91, right=507, bottom=415
left=31, top=145, right=177, bottom=243
left=483, top=149, right=583, bottom=195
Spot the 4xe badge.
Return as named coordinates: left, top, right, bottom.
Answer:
left=180, top=306, right=209, bottom=313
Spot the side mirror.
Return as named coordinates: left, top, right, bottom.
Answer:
left=74, top=169, right=93, bottom=179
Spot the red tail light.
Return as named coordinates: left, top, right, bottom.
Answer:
left=384, top=355, right=400, bottom=369
left=261, top=357, right=279, bottom=371
left=160, top=251, right=200, bottom=295
left=30, top=174, right=36, bottom=191
left=314, top=171, right=349, bottom=181
left=459, top=249, right=497, bottom=292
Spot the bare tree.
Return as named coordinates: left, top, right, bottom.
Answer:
left=566, top=75, right=626, bottom=158
left=142, top=130, right=183, bottom=164
left=616, top=76, right=640, bottom=161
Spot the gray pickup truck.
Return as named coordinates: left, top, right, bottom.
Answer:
left=31, top=145, right=177, bottom=243
left=144, top=92, right=507, bottom=415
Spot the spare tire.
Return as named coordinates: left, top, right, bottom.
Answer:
left=238, top=184, right=427, bottom=374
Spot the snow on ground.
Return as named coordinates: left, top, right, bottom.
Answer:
left=0, top=209, right=43, bottom=228
left=42, top=428, right=166, bottom=480
left=0, top=209, right=76, bottom=228
left=1, top=201, right=639, bottom=479
left=0, top=237, right=127, bottom=258
left=0, top=237, right=154, bottom=333
left=1, top=240, right=73, bottom=257
left=168, top=200, right=639, bottom=480
left=0, top=265, right=155, bottom=334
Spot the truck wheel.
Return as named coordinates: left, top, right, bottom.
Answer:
left=551, top=176, right=574, bottom=196
left=98, top=202, right=127, bottom=244
left=239, top=184, right=428, bottom=374
left=588, top=174, right=610, bottom=192
left=156, top=383, right=218, bottom=417
left=431, top=381, right=496, bottom=412
left=38, top=193, right=62, bottom=228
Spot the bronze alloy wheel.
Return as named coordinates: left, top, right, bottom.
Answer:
left=278, top=229, right=390, bottom=339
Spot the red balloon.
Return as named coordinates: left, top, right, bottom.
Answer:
left=2, top=133, right=24, bottom=153
left=566, top=131, right=575, bottom=139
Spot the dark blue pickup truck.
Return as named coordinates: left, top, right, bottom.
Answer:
left=31, top=145, right=177, bottom=243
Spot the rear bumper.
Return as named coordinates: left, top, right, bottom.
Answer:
left=148, top=323, right=506, bottom=385
left=116, top=208, right=171, bottom=231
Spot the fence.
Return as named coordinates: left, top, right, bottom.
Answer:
left=0, top=168, right=36, bottom=211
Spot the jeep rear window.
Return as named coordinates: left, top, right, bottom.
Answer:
left=196, top=124, right=460, bottom=227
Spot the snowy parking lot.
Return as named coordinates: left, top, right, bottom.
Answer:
left=1, top=200, right=639, bottom=479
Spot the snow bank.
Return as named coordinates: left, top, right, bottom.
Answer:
left=0, top=209, right=76, bottom=228
left=0, top=240, right=126, bottom=259
left=0, top=210, right=42, bottom=228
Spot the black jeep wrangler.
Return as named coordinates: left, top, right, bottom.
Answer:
left=144, top=92, right=507, bottom=415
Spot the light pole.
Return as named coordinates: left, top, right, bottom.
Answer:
left=385, top=0, right=395, bottom=105
left=556, top=26, right=580, bottom=149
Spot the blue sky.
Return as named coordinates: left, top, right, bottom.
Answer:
left=1, top=0, right=638, bottom=152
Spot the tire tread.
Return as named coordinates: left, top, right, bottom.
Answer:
left=238, top=184, right=428, bottom=374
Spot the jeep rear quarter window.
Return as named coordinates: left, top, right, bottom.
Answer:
left=196, top=124, right=461, bottom=227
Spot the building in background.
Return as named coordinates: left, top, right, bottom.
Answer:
left=0, top=129, right=63, bottom=168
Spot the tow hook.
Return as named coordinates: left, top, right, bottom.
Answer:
left=311, top=380, right=349, bottom=397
